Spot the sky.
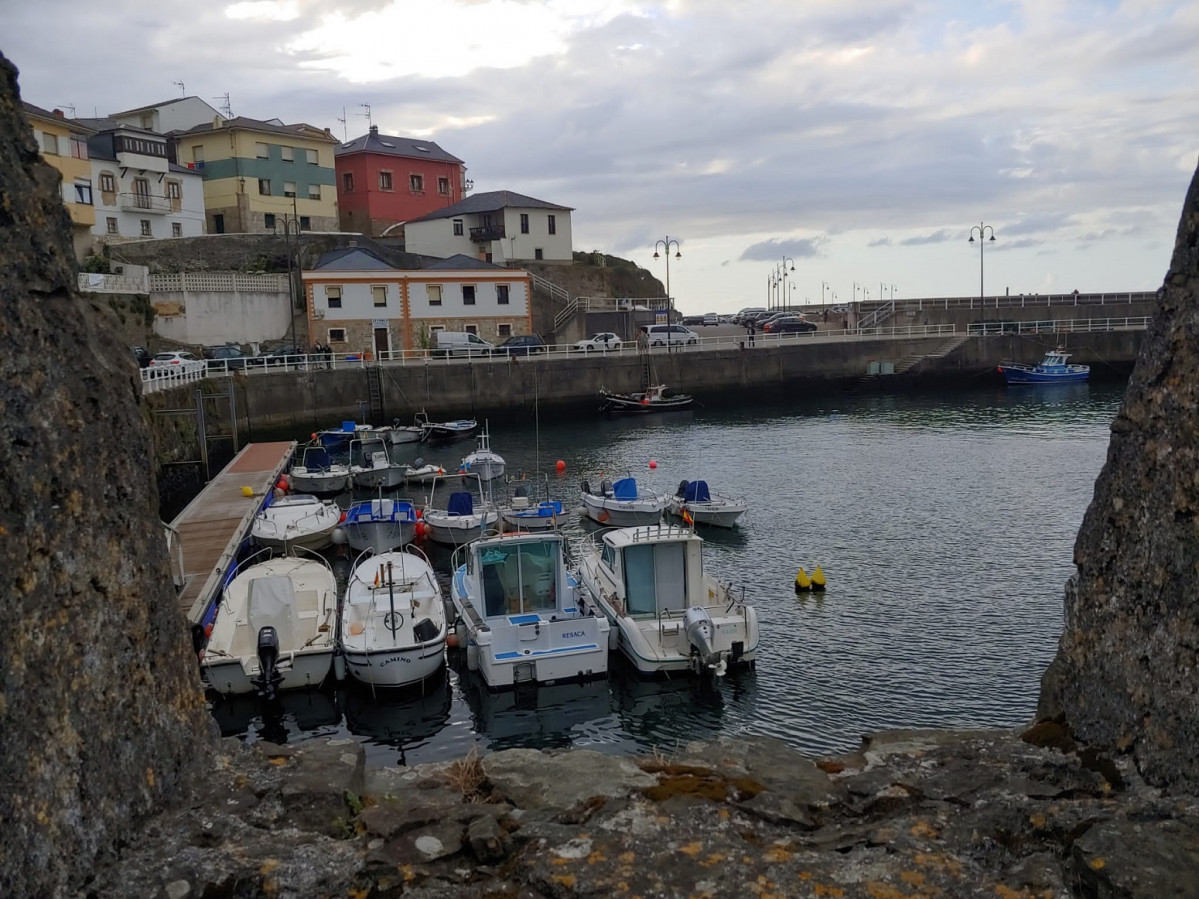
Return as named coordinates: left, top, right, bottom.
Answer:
left=4, top=0, right=1198, bottom=314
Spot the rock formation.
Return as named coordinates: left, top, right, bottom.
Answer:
left=0, top=52, right=214, bottom=897
left=1039, top=158, right=1199, bottom=790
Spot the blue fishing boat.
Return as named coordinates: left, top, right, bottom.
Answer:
left=997, top=347, right=1089, bottom=385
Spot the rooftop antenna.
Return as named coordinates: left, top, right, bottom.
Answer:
left=213, top=92, right=233, bottom=118
left=337, top=106, right=347, bottom=141
left=59, top=103, right=76, bottom=118
left=358, top=102, right=372, bottom=130
left=173, top=80, right=186, bottom=96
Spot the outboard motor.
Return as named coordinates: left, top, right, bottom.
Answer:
left=580, top=479, right=591, bottom=496
left=253, top=626, right=283, bottom=702
left=683, top=606, right=725, bottom=676
left=677, top=479, right=689, bottom=497
left=414, top=457, right=425, bottom=468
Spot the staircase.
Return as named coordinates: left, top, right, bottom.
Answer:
left=892, top=335, right=969, bottom=374
left=366, top=365, right=384, bottom=421
left=858, top=300, right=896, bottom=332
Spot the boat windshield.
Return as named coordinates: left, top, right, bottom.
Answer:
left=622, top=542, right=686, bottom=616
left=478, top=541, right=558, bottom=617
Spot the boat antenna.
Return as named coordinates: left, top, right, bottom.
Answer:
left=534, top=372, right=540, bottom=476
left=386, top=560, right=398, bottom=636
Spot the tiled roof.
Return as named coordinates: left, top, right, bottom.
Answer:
left=407, top=190, right=573, bottom=223
left=423, top=254, right=506, bottom=270
left=312, top=247, right=398, bottom=271
left=335, top=130, right=462, bottom=164
left=174, top=116, right=338, bottom=143
left=23, top=102, right=96, bottom=132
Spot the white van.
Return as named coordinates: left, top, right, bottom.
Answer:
left=640, top=324, right=700, bottom=347
left=433, top=331, right=496, bottom=357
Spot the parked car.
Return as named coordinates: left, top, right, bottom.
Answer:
left=148, top=351, right=205, bottom=377
left=433, top=331, right=496, bottom=357
left=573, top=332, right=623, bottom=352
left=131, top=345, right=151, bottom=368
left=640, top=324, right=699, bottom=347
left=770, top=318, right=819, bottom=334
left=681, top=314, right=704, bottom=326
left=495, top=334, right=546, bottom=356
left=252, top=343, right=306, bottom=367
left=733, top=307, right=767, bottom=324
left=202, top=344, right=250, bottom=371
left=702, top=313, right=719, bottom=326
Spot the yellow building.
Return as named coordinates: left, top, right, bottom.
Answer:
left=23, top=102, right=97, bottom=258
left=171, top=116, right=340, bottom=234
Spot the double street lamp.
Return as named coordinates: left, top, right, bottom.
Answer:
left=653, top=236, right=681, bottom=349
left=969, top=222, right=996, bottom=332
left=775, top=258, right=795, bottom=311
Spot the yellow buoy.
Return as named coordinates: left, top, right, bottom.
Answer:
left=794, top=567, right=812, bottom=592
left=241, top=486, right=254, bottom=497
left=811, top=565, right=826, bottom=591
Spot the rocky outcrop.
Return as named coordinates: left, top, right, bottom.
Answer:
left=1038, top=159, right=1199, bottom=790
left=0, top=52, right=214, bottom=897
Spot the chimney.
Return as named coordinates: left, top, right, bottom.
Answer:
left=53, top=109, right=64, bottom=117
left=369, top=125, right=378, bottom=135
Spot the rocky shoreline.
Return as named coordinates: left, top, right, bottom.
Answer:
left=89, top=725, right=1199, bottom=897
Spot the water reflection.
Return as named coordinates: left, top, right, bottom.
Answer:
left=208, top=686, right=340, bottom=745
left=341, top=669, right=453, bottom=761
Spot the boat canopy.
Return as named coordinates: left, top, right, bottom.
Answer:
left=247, top=575, right=297, bottom=646
left=613, top=477, right=638, bottom=500
left=447, top=492, right=474, bottom=516
left=302, top=447, right=333, bottom=470
left=683, top=480, right=711, bottom=502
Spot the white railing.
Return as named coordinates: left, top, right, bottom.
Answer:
left=139, top=365, right=206, bottom=394
left=892, top=291, right=1157, bottom=312
left=78, top=272, right=149, bottom=294
left=963, top=316, right=1151, bottom=336
left=150, top=272, right=290, bottom=293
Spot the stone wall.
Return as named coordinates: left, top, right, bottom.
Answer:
left=0, top=52, right=214, bottom=897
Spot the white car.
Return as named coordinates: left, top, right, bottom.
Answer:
left=573, top=332, right=623, bottom=352
left=148, top=351, right=206, bottom=377
left=641, top=324, right=699, bottom=347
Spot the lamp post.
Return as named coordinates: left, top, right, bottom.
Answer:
left=653, top=236, right=681, bottom=350
left=282, top=211, right=302, bottom=353
left=969, top=222, right=996, bottom=334
left=821, top=280, right=830, bottom=307
left=778, top=257, right=795, bottom=311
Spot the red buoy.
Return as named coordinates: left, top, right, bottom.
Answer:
left=649, top=460, right=658, bottom=470
left=555, top=460, right=566, bottom=472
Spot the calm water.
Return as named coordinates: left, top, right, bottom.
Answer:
left=210, top=380, right=1124, bottom=765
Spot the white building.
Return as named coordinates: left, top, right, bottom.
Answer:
left=109, top=96, right=227, bottom=134
left=78, top=118, right=206, bottom=243
left=403, top=190, right=574, bottom=265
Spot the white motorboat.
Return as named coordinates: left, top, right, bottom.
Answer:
left=201, top=549, right=338, bottom=696
left=461, top=425, right=505, bottom=482
left=342, top=497, right=418, bottom=554
left=340, top=547, right=447, bottom=688
left=666, top=479, right=748, bottom=528
left=421, top=473, right=500, bottom=546
left=403, top=459, right=446, bottom=485
left=449, top=530, right=610, bottom=688
left=499, top=477, right=565, bottom=532
left=387, top=417, right=426, bottom=445
left=250, top=493, right=343, bottom=553
left=350, top=437, right=407, bottom=490
left=580, top=476, right=667, bottom=527
left=287, top=445, right=350, bottom=495
left=577, top=523, right=759, bottom=677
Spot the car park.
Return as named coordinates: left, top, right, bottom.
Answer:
left=573, top=332, right=623, bottom=352
left=640, top=324, right=700, bottom=347
left=148, top=351, right=205, bottom=377
left=495, top=334, right=546, bottom=356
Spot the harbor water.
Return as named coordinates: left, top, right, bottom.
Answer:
left=209, top=380, right=1124, bottom=766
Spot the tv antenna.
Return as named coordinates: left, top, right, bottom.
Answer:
left=337, top=106, right=347, bottom=140
left=213, top=92, right=233, bottom=118
left=358, top=102, right=372, bottom=130
left=59, top=103, right=76, bottom=118
left=173, top=80, right=186, bottom=96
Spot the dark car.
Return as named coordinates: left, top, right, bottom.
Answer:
left=202, top=344, right=250, bottom=371
left=252, top=343, right=306, bottom=367
left=131, top=345, right=151, bottom=368
left=495, top=334, right=547, bottom=356
left=771, top=318, right=818, bottom=333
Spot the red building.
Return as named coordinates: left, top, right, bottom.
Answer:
left=335, top=126, right=467, bottom=237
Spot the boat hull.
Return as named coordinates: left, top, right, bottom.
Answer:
left=424, top=422, right=478, bottom=443
left=352, top=466, right=408, bottom=489
left=288, top=471, right=350, bottom=494
left=423, top=511, right=500, bottom=546
left=600, top=393, right=693, bottom=413
left=501, top=505, right=563, bottom=531
left=389, top=427, right=424, bottom=445
left=343, top=642, right=445, bottom=688
left=999, top=367, right=1090, bottom=384
left=202, top=648, right=335, bottom=695
left=666, top=496, right=747, bottom=528
left=344, top=519, right=416, bottom=554
left=582, top=494, right=665, bottom=527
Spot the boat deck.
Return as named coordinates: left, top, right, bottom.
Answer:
left=170, top=441, right=296, bottom=624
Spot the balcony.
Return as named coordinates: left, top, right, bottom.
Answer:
left=118, top=192, right=173, bottom=215
left=469, top=224, right=505, bottom=241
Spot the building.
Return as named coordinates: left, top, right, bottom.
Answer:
left=23, top=103, right=97, bottom=258
left=403, top=190, right=574, bottom=265
left=169, top=116, right=340, bottom=234
left=75, top=118, right=206, bottom=244
left=302, top=247, right=532, bottom=358
left=109, top=96, right=227, bottom=134
left=335, top=126, right=466, bottom=236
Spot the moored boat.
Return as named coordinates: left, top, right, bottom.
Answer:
left=250, top=493, right=343, bottom=553
left=577, top=524, right=759, bottom=677
left=580, top=476, right=667, bottom=527
left=420, top=413, right=479, bottom=444
left=997, top=347, right=1090, bottom=384
left=599, top=384, right=693, bottom=413
left=422, top=472, right=500, bottom=546
left=287, top=445, right=351, bottom=495
left=342, top=497, right=418, bottom=554
left=666, top=479, right=747, bottom=528
left=460, top=425, right=505, bottom=482
left=349, top=437, right=407, bottom=490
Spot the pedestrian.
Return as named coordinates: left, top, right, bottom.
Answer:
left=747, top=319, right=756, bottom=346
left=322, top=341, right=332, bottom=369
left=823, top=308, right=829, bottom=323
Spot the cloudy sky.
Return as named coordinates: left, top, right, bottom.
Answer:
left=5, top=0, right=1198, bottom=312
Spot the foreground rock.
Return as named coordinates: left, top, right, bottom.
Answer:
left=90, top=729, right=1199, bottom=898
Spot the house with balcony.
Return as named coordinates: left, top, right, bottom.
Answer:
left=403, top=190, right=574, bottom=265
left=335, top=126, right=466, bottom=237
left=76, top=118, right=206, bottom=243
left=301, top=246, right=533, bottom=358
left=169, top=116, right=340, bottom=234
left=23, top=103, right=97, bottom=258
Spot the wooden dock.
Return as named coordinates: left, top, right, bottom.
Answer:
left=169, top=441, right=296, bottom=625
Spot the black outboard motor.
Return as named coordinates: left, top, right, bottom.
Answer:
left=413, top=457, right=425, bottom=468
left=580, top=480, right=591, bottom=496
left=253, top=626, right=283, bottom=702
left=677, top=479, right=689, bottom=497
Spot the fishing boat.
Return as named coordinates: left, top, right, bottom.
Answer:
left=250, top=493, right=343, bottom=553
left=387, top=417, right=426, bottom=445
left=580, top=476, right=667, bottom=527
left=402, top=459, right=446, bottom=485
left=316, top=421, right=374, bottom=453
left=449, top=530, right=610, bottom=688
left=342, top=496, right=419, bottom=554
left=421, top=472, right=500, bottom=546
left=349, top=437, right=407, bottom=490
left=420, top=412, right=479, bottom=444
left=287, top=445, right=351, bottom=495
left=460, top=425, right=505, bottom=482
left=598, top=384, right=693, bottom=413
left=997, top=347, right=1090, bottom=384
left=340, top=547, right=447, bottom=689
left=201, top=549, right=338, bottom=697
left=577, top=524, right=759, bottom=677
left=666, top=479, right=747, bottom=528
left=499, top=479, right=565, bottom=532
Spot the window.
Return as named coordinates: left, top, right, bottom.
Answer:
left=171, top=222, right=182, bottom=238
left=329, top=328, right=346, bottom=342
left=379, top=170, right=393, bottom=191
left=429, top=325, right=445, bottom=335
left=166, top=181, right=181, bottom=200
left=70, top=135, right=88, bottom=160
left=283, top=181, right=296, bottom=198
left=299, top=215, right=310, bottom=230
left=548, top=214, right=556, bottom=235
left=438, top=177, right=449, bottom=196
left=74, top=180, right=93, bottom=205
left=140, top=220, right=152, bottom=237
left=462, top=285, right=476, bottom=305
left=497, top=284, right=510, bottom=305
left=281, top=145, right=294, bottom=163
left=342, top=173, right=354, bottom=192
left=326, top=286, right=342, bottom=309
left=497, top=323, right=512, bottom=337
left=98, top=172, right=116, bottom=193
left=464, top=324, right=478, bottom=335
left=192, top=145, right=204, bottom=163
left=520, top=213, right=529, bottom=234
left=371, top=285, right=387, bottom=307
left=106, top=217, right=118, bottom=235
left=258, top=178, right=271, bottom=196
left=140, top=113, right=154, bottom=129
left=534, top=248, right=544, bottom=260
left=264, top=213, right=276, bottom=230
left=255, top=142, right=269, bottom=159
left=308, top=184, right=321, bottom=200
left=306, top=148, right=318, bottom=164
left=132, top=178, right=151, bottom=208
left=452, top=219, right=463, bottom=236
left=427, top=285, right=442, bottom=306
left=41, top=132, right=59, bottom=155
left=409, top=173, right=423, bottom=192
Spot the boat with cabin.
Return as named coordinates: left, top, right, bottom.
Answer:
left=997, top=347, right=1090, bottom=384
left=666, top=479, right=747, bottom=528
left=580, top=476, right=667, bottom=527
left=342, top=496, right=418, bottom=554
left=461, top=425, right=506, bottom=482
left=287, top=445, right=351, bottom=495
left=349, top=437, right=408, bottom=490
left=598, top=383, right=693, bottom=413
left=499, top=477, right=565, bottom=532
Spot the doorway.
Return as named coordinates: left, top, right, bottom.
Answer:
left=373, top=327, right=390, bottom=361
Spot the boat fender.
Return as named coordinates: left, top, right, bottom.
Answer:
left=580, top=480, right=591, bottom=496
left=339, top=511, right=347, bottom=524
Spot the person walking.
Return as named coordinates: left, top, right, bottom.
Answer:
left=747, top=319, right=756, bottom=347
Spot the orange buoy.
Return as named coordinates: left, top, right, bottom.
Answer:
left=649, top=460, right=658, bottom=470
left=555, top=460, right=566, bottom=472
left=446, top=631, right=459, bottom=648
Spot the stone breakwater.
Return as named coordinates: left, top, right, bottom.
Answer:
left=89, top=729, right=1198, bottom=897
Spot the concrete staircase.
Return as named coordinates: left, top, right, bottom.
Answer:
left=891, top=335, right=969, bottom=374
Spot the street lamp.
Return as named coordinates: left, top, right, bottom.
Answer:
left=653, top=236, right=681, bottom=349
left=777, top=257, right=795, bottom=311
left=969, top=222, right=996, bottom=333
left=821, top=280, right=830, bottom=306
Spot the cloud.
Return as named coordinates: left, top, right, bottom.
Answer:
left=738, top=237, right=828, bottom=262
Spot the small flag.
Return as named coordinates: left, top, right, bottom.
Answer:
left=682, top=508, right=694, bottom=526
left=373, top=568, right=380, bottom=588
